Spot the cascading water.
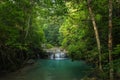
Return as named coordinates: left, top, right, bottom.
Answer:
left=50, top=49, right=67, bottom=60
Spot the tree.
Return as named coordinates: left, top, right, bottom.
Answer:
left=87, top=0, right=102, bottom=71
left=108, top=0, right=113, bottom=80
left=0, top=0, right=45, bottom=71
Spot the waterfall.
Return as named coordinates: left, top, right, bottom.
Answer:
left=50, top=49, right=67, bottom=60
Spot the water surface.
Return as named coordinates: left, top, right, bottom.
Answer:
left=0, top=59, right=91, bottom=80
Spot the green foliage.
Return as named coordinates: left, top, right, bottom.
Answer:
left=67, top=44, right=82, bottom=60
left=113, top=44, right=120, bottom=55
left=0, top=0, right=45, bottom=71
left=0, top=0, right=120, bottom=79
left=113, top=44, right=120, bottom=74
left=43, top=24, right=60, bottom=46
left=59, top=0, right=120, bottom=79
left=45, top=44, right=53, bottom=49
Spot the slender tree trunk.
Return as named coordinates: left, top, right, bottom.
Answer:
left=87, top=0, right=102, bottom=71
left=25, top=14, right=31, bottom=39
left=108, top=0, right=113, bottom=80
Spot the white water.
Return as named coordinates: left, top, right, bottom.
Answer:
left=50, top=53, right=66, bottom=60
left=50, top=49, right=67, bottom=60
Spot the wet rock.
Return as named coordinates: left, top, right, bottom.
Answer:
left=26, top=59, right=35, bottom=64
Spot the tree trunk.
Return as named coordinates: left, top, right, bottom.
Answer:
left=87, top=0, right=102, bottom=71
left=108, top=0, right=114, bottom=80
left=25, top=14, right=31, bottom=39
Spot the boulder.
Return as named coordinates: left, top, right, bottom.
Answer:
left=26, top=59, right=35, bottom=64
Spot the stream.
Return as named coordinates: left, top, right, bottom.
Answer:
left=0, top=49, right=92, bottom=80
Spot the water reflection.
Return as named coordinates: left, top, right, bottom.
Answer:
left=0, top=59, right=91, bottom=80
left=26, top=59, right=91, bottom=80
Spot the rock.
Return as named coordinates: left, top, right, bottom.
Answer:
left=26, top=59, right=35, bottom=64
left=81, top=77, right=97, bottom=80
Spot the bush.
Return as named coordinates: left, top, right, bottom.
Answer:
left=46, top=44, right=53, bottom=49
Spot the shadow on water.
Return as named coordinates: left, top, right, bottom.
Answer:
left=0, top=59, right=92, bottom=80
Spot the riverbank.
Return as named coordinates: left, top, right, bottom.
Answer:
left=0, top=59, right=38, bottom=80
